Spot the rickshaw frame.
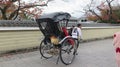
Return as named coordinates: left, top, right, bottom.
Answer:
left=36, top=12, right=77, bottom=65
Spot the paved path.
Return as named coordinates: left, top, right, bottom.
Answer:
left=0, top=39, right=117, bottom=67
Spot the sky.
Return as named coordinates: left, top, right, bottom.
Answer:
left=25, top=0, right=120, bottom=18
left=44, top=0, right=120, bottom=18
left=24, top=0, right=102, bottom=18
left=42, top=0, right=91, bottom=18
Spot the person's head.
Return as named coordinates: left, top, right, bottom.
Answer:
left=72, top=25, right=75, bottom=28
left=77, top=24, right=82, bottom=28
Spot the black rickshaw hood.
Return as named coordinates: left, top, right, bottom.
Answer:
left=36, top=12, right=71, bottom=22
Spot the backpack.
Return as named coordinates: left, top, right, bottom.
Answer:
left=69, top=27, right=73, bottom=36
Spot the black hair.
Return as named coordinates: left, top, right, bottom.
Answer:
left=77, top=24, right=81, bottom=27
left=72, top=25, right=75, bottom=27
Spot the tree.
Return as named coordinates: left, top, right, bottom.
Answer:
left=87, top=14, right=98, bottom=21
left=106, top=0, right=114, bottom=21
left=0, top=0, right=52, bottom=20
left=85, top=0, right=103, bottom=21
left=85, top=0, right=118, bottom=23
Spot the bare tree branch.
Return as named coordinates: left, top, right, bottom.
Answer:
left=0, top=0, right=52, bottom=20
left=10, top=4, right=47, bottom=19
left=89, top=0, right=94, bottom=8
left=106, top=0, right=114, bottom=21
left=89, top=9, right=103, bottom=20
left=1, top=5, right=10, bottom=20
left=85, top=0, right=103, bottom=21
left=20, top=4, right=47, bottom=9
left=13, top=0, right=20, bottom=20
left=110, top=0, right=114, bottom=3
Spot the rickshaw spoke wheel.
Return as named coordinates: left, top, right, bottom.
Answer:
left=60, top=38, right=76, bottom=65
left=39, top=40, right=53, bottom=59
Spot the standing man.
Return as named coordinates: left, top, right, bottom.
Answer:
left=72, top=23, right=82, bottom=49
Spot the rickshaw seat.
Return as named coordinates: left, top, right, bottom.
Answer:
left=62, top=27, right=69, bottom=36
left=62, top=27, right=74, bottom=46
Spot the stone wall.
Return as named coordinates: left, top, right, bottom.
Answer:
left=0, top=20, right=38, bottom=27
left=0, top=27, right=120, bottom=53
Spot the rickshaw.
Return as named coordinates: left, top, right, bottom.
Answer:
left=36, top=12, right=77, bottom=65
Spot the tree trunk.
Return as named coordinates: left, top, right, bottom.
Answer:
left=106, top=0, right=114, bottom=22
left=1, top=7, right=8, bottom=20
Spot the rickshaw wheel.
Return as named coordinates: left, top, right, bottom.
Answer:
left=39, top=40, right=53, bottom=59
left=60, top=37, right=77, bottom=65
